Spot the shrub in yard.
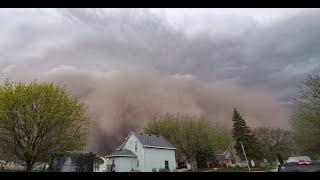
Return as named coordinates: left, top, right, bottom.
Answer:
left=158, top=168, right=170, bottom=172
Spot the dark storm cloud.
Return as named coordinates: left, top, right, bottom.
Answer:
left=241, top=10, right=320, bottom=92
left=7, top=9, right=251, bottom=80
left=19, top=8, right=319, bottom=94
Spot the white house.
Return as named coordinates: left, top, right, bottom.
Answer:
left=106, top=131, right=177, bottom=172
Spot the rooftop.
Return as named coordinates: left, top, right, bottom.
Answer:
left=132, top=131, right=176, bottom=149
left=106, top=149, right=137, bottom=158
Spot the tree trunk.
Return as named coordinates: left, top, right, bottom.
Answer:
left=25, top=161, right=33, bottom=172
left=194, top=160, right=198, bottom=171
left=189, top=158, right=198, bottom=172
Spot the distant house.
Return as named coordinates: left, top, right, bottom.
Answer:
left=0, top=160, right=5, bottom=169
left=215, top=145, right=248, bottom=168
left=48, top=151, right=96, bottom=172
left=215, top=149, right=235, bottom=167
left=106, top=131, right=177, bottom=172
left=48, top=151, right=108, bottom=172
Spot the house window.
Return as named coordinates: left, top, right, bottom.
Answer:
left=137, top=160, right=139, bottom=167
left=135, top=141, right=138, bottom=152
left=165, top=160, right=169, bottom=170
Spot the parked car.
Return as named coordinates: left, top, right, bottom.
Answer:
left=278, top=161, right=320, bottom=172
left=286, top=156, right=312, bottom=164
left=278, top=156, right=320, bottom=172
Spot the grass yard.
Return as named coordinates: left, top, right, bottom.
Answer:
left=211, top=166, right=277, bottom=172
left=182, top=167, right=249, bottom=172
left=209, top=167, right=249, bottom=172
left=0, top=167, right=47, bottom=172
left=0, top=169, right=47, bottom=172
left=253, top=166, right=277, bottom=172
left=182, top=166, right=277, bottom=172
left=0, top=169, right=24, bottom=172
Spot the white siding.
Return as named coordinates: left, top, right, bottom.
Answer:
left=117, top=132, right=177, bottom=172
left=143, top=147, right=176, bottom=172
left=122, top=133, right=145, bottom=171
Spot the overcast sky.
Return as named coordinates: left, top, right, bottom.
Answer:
left=1, top=8, right=319, bottom=103
left=4, top=8, right=320, bottom=150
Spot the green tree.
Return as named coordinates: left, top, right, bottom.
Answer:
left=253, top=127, right=296, bottom=163
left=293, top=74, right=320, bottom=159
left=196, top=149, right=214, bottom=168
left=232, top=108, right=262, bottom=161
left=0, top=80, right=89, bottom=171
left=0, top=146, right=13, bottom=163
left=144, top=113, right=232, bottom=172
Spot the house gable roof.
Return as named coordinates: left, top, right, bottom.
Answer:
left=215, top=149, right=228, bottom=155
left=118, top=131, right=176, bottom=150
left=106, top=149, right=137, bottom=158
left=132, top=131, right=176, bottom=150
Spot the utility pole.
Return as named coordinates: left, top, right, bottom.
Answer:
left=240, top=141, right=251, bottom=172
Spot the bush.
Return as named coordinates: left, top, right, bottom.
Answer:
left=152, top=168, right=157, bottom=172
left=158, top=168, right=170, bottom=172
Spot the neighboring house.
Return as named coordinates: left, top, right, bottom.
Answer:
left=48, top=151, right=95, bottom=172
left=106, top=131, right=177, bottom=172
left=0, top=160, right=5, bottom=169
left=215, top=149, right=235, bottom=167
left=215, top=145, right=249, bottom=168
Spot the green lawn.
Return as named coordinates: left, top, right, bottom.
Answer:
left=0, top=169, right=24, bottom=172
left=253, top=166, right=277, bottom=172
left=211, top=166, right=277, bottom=172
left=0, top=167, right=47, bottom=172
left=1, top=169, right=47, bottom=172
left=182, top=167, right=248, bottom=172
left=209, top=167, right=249, bottom=172
left=182, top=166, right=276, bottom=172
